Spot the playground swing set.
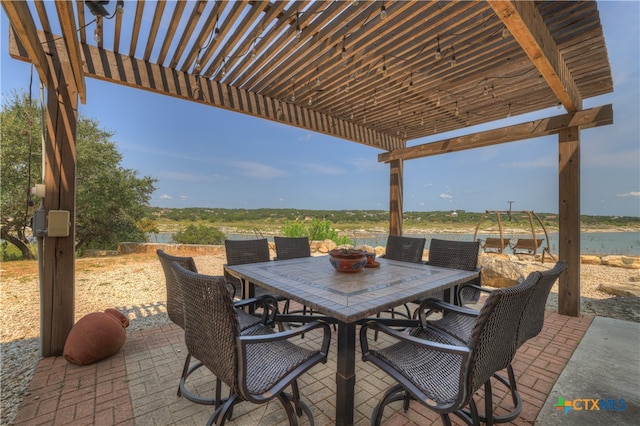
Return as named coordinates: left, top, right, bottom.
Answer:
left=473, top=210, right=557, bottom=263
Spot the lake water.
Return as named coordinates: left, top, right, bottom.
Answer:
left=150, top=231, right=639, bottom=256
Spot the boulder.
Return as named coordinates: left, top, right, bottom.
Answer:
left=310, top=239, right=337, bottom=254
left=477, top=254, right=550, bottom=288
left=598, top=282, right=640, bottom=298
left=580, top=255, right=602, bottom=265
left=600, top=255, right=640, bottom=269
left=478, top=256, right=525, bottom=288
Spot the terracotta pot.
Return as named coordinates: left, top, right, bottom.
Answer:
left=329, top=249, right=367, bottom=273
left=63, top=309, right=129, bottom=366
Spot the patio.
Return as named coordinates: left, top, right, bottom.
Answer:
left=2, top=1, right=616, bottom=359
left=12, top=308, right=597, bottom=425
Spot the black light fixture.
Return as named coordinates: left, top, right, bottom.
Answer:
left=85, top=1, right=123, bottom=18
left=434, top=37, right=442, bottom=60
left=85, top=1, right=124, bottom=42
left=380, top=2, right=387, bottom=19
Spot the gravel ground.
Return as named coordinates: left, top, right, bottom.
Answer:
left=1, top=253, right=639, bottom=425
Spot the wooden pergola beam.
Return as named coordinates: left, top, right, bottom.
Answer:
left=79, top=40, right=403, bottom=151
left=2, top=1, right=51, bottom=84
left=54, top=1, right=86, bottom=103
left=488, top=0, right=582, bottom=112
left=378, top=104, right=612, bottom=163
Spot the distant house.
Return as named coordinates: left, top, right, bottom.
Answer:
left=451, top=211, right=458, bottom=217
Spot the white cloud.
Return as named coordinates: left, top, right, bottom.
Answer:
left=159, top=194, right=172, bottom=200
left=179, top=195, right=188, bottom=200
left=439, top=193, right=453, bottom=200
left=300, top=163, right=345, bottom=175
left=347, top=157, right=385, bottom=172
left=501, top=156, right=555, bottom=169
left=616, top=192, right=640, bottom=197
left=231, top=161, right=287, bottom=178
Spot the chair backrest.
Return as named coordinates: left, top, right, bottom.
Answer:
left=384, top=235, right=426, bottom=263
left=172, top=262, right=240, bottom=393
left=465, top=270, right=542, bottom=398
left=224, top=239, right=271, bottom=298
left=427, top=239, right=480, bottom=271
left=274, top=236, right=311, bottom=260
left=516, top=261, right=566, bottom=347
left=156, top=249, right=197, bottom=329
left=225, top=239, right=271, bottom=265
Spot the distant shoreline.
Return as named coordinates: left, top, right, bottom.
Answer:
left=216, top=225, right=639, bottom=236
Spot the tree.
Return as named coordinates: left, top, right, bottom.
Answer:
left=172, top=224, right=225, bottom=245
left=0, top=91, right=41, bottom=259
left=1, top=90, right=157, bottom=257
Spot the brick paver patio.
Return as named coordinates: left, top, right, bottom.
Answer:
left=13, top=310, right=593, bottom=425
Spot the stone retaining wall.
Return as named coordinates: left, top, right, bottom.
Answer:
left=117, top=242, right=639, bottom=269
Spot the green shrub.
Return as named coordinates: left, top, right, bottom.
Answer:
left=0, top=241, right=37, bottom=261
left=281, top=220, right=307, bottom=237
left=281, top=219, right=352, bottom=245
left=172, top=224, right=225, bottom=245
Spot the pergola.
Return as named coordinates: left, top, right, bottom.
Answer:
left=3, top=0, right=613, bottom=357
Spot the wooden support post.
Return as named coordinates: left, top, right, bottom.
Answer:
left=558, top=127, right=580, bottom=316
left=41, top=60, right=78, bottom=356
left=389, top=159, right=403, bottom=236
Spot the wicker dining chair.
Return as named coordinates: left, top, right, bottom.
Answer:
left=380, top=235, right=426, bottom=315
left=172, top=262, right=331, bottom=426
left=273, top=236, right=313, bottom=317
left=157, top=249, right=275, bottom=405
left=415, top=261, right=566, bottom=423
left=383, top=235, right=426, bottom=264
left=360, top=267, right=541, bottom=425
left=420, top=238, right=481, bottom=308
left=224, top=239, right=288, bottom=306
left=274, top=236, right=311, bottom=260
left=373, top=235, right=427, bottom=339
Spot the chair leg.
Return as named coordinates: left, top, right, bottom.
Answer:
left=484, top=379, right=494, bottom=426
left=507, top=364, right=519, bottom=406
left=371, top=384, right=404, bottom=426
left=374, top=312, right=381, bottom=341
left=178, top=352, right=191, bottom=396
left=487, top=365, right=522, bottom=423
left=440, top=414, right=453, bottom=426
left=208, top=394, right=239, bottom=426
left=179, top=354, right=216, bottom=405
left=214, top=378, right=222, bottom=409
left=291, top=380, right=303, bottom=417
left=276, top=392, right=300, bottom=426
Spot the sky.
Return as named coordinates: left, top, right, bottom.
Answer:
left=1, top=1, right=639, bottom=217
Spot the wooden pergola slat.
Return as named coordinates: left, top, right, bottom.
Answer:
left=142, top=0, right=166, bottom=62
left=489, top=0, right=582, bottom=112
left=183, top=2, right=229, bottom=73
left=55, top=1, right=86, bottom=103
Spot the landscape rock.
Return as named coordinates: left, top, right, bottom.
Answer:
left=597, top=282, right=640, bottom=298
left=600, top=255, right=640, bottom=269
left=580, top=255, right=602, bottom=265
left=310, top=239, right=337, bottom=254
left=477, top=255, right=538, bottom=288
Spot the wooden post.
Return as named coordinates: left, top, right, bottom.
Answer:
left=558, top=126, right=580, bottom=316
left=389, top=159, right=403, bottom=236
left=41, top=60, right=78, bottom=356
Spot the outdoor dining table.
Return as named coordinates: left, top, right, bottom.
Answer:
left=224, top=255, right=479, bottom=426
